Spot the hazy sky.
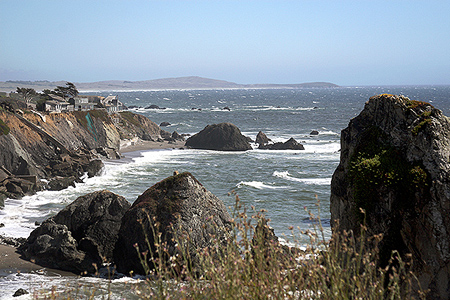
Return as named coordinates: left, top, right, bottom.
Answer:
left=1, top=1, right=449, bottom=86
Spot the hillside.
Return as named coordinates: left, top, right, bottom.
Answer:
left=0, top=76, right=338, bottom=92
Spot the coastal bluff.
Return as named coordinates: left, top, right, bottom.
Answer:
left=330, top=94, right=450, bottom=299
left=0, top=106, right=171, bottom=200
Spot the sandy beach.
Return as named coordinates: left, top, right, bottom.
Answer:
left=119, top=138, right=186, bottom=154
left=0, top=244, right=76, bottom=277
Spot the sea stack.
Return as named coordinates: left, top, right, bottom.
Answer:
left=330, top=94, right=450, bottom=299
left=185, top=122, right=252, bottom=151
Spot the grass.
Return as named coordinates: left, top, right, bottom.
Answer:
left=0, top=118, right=10, bottom=135
left=34, top=195, right=425, bottom=299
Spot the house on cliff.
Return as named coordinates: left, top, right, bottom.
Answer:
left=102, top=96, right=125, bottom=113
left=45, top=94, right=74, bottom=113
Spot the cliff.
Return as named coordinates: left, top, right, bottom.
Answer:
left=330, top=94, right=450, bottom=299
left=0, top=106, right=167, bottom=201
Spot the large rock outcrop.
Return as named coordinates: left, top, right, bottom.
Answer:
left=258, top=137, right=305, bottom=150
left=185, top=123, right=252, bottom=151
left=19, top=190, right=130, bottom=274
left=330, top=94, right=450, bottom=299
left=114, top=172, right=232, bottom=276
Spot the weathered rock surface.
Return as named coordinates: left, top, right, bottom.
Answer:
left=255, top=131, right=271, bottom=146
left=330, top=94, right=450, bottom=299
left=160, top=122, right=171, bottom=127
left=310, top=130, right=319, bottom=135
left=185, top=123, right=252, bottom=151
left=258, top=137, right=305, bottom=150
left=19, top=190, right=130, bottom=274
left=114, top=172, right=232, bottom=275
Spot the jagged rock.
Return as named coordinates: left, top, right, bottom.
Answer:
left=20, top=190, right=130, bottom=274
left=160, top=130, right=172, bottom=141
left=255, top=131, right=271, bottom=145
left=48, top=176, right=76, bottom=191
left=171, top=131, right=184, bottom=141
left=114, top=172, right=232, bottom=276
left=13, top=288, right=29, bottom=297
left=84, top=159, right=104, bottom=178
left=185, top=123, right=252, bottom=151
left=0, top=193, right=6, bottom=207
left=258, top=137, right=305, bottom=150
left=160, top=122, right=171, bottom=127
left=330, top=94, right=450, bottom=299
left=310, top=130, right=319, bottom=135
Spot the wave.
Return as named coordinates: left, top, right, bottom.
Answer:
left=236, top=181, right=285, bottom=190
left=272, top=171, right=331, bottom=185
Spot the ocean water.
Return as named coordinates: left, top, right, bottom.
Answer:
left=1, top=86, right=449, bottom=298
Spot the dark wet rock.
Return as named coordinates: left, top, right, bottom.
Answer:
left=13, top=288, right=29, bottom=297
left=310, top=130, right=319, bottom=135
left=258, top=137, right=305, bottom=150
left=146, top=105, right=165, bottom=110
left=47, top=176, right=76, bottom=191
left=255, top=131, right=271, bottom=145
left=114, top=172, right=232, bottom=276
left=222, top=106, right=231, bottom=111
left=330, top=94, right=450, bottom=299
left=160, top=122, right=171, bottom=127
left=84, top=159, right=104, bottom=178
left=185, top=123, right=252, bottom=151
left=171, top=131, right=185, bottom=141
left=20, top=190, right=130, bottom=274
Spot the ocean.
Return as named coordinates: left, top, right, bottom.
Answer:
left=1, top=85, right=449, bottom=298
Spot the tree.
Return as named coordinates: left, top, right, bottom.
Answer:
left=54, top=82, right=79, bottom=100
left=16, top=87, right=37, bottom=104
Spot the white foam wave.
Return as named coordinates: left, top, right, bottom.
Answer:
left=236, top=181, right=285, bottom=190
left=273, top=171, right=331, bottom=185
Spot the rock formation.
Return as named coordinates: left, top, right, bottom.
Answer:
left=19, top=190, right=130, bottom=274
left=113, top=172, right=232, bottom=276
left=185, top=123, right=252, bottom=151
left=330, top=94, right=450, bottom=299
left=255, top=131, right=271, bottom=146
left=258, top=137, right=305, bottom=150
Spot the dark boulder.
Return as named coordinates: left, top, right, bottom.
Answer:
left=47, top=176, right=76, bottom=191
left=113, top=172, right=232, bottom=276
left=146, top=105, right=166, bottom=110
left=13, top=288, right=29, bottom=297
left=258, top=137, right=305, bottom=150
left=330, top=94, right=450, bottom=299
left=185, top=123, right=252, bottom=151
left=222, top=107, right=231, bottom=111
left=255, top=131, right=271, bottom=145
left=20, top=190, right=130, bottom=274
left=83, top=159, right=104, bottom=178
left=171, top=131, right=185, bottom=141
left=160, top=122, right=171, bottom=127
left=310, top=130, right=319, bottom=135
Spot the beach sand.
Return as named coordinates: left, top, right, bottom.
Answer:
left=0, top=244, right=76, bottom=277
left=119, top=139, right=186, bottom=154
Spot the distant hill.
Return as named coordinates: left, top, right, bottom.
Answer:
left=0, top=76, right=339, bottom=92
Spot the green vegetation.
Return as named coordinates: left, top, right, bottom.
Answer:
left=119, top=111, right=142, bottom=127
left=349, top=127, right=429, bottom=216
left=37, top=198, right=424, bottom=299
left=0, top=118, right=10, bottom=135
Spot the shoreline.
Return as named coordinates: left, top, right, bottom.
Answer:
left=0, top=244, right=76, bottom=277
left=0, top=139, right=186, bottom=277
left=119, top=139, right=186, bottom=154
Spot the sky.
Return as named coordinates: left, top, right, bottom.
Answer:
left=1, top=0, right=449, bottom=86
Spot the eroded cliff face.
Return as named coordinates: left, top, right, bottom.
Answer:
left=330, top=94, right=450, bottom=299
left=0, top=108, right=165, bottom=200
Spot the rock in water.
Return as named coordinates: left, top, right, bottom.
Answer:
left=330, top=94, right=450, bottom=299
left=19, top=190, right=130, bottom=274
left=114, top=172, right=232, bottom=276
left=258, top=137, right=305, bottom=150
left=255, top=131, right=271, bottom=146
left=185, top=123, right=252, bottom=151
